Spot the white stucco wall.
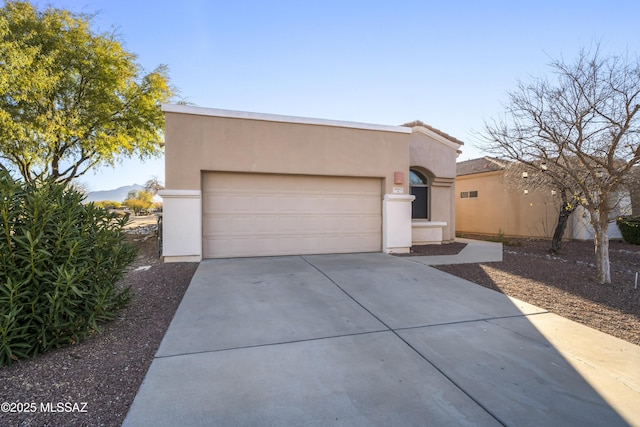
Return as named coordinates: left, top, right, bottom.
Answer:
left=159, top=190, right=202, bottom=262
left=383, top=195, right=415, bottom=253
left=572, top=206, right=624, bottom=241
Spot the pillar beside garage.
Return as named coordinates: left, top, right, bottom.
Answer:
left=382, top=194, right=415, bottom=254
left=159, top=189, right=202, bottom=263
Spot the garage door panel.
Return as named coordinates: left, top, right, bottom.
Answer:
left=202, top=172, right=382, bottom=258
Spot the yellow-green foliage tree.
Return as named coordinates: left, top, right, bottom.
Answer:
left=124, top=190, right=154, bottom=215
left=0, top=1, right=173, bottom=183
left=94, top=200, right=122, bottom=210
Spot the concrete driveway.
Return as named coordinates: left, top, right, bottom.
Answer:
left=123, top=253, right=639, bottom=426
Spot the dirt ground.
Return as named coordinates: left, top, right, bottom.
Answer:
left=0, top=228, right=198, bottom=427
left=123, top=213, right=160, bottom=230
left=1, top=232, right=638, bottom=426
left=434, top=238, right=640, bottom=346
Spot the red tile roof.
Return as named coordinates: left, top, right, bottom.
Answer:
left=456, top=157, right=509, bottom=176
left=402, top=120, right=465, bottom=146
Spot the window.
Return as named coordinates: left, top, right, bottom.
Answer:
left=469, top=191, right=478, bottom=198
left=410, top=170, right=429, bottom=219
left=460, top=190, right=478, bottom=199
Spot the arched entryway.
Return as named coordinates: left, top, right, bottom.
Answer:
left=410, top=169, right=430, bottom=219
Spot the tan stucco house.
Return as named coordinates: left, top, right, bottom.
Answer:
left=456, top=157, right=626, bottom=240
left=159, top=105, right=463, bottom=262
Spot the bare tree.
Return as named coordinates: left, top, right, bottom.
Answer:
left=503, top=160, right=584, bottom=253
left=483, top=47, right=640, bottom=284
left=144, top=176, right=164, bottom=196
left=67, top=179, right=90, bottom=197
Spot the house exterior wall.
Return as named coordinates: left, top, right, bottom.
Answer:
left=632, top=190, right=640, bottom=216
left=631, top=167, right=640, bottom=216
left=409, top=129, right=460, bottom=243
left=456, top=171, right=505, bottom=236
left=164, top=108, right=409, bottom=193
left=409, top=131, right=459, bottom=178
left=456, top=171, right=561, bottom=239
left=571, top=204, right=625, bottom=240
left=161, top=105, right=414, bottom=261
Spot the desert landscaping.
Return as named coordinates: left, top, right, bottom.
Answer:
left=1, top=226, right=638, bottom=426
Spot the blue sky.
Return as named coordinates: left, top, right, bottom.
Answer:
left=33, top=0, right=639, bottom=191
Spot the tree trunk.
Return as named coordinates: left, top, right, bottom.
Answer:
left=550, top=192, right=577, bottom=254
left=550, top=210, right=570, bottom=253
left=592, top=213, right=612, bottom=285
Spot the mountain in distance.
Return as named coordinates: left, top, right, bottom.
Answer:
left=85, top=184, right=145, bottom=203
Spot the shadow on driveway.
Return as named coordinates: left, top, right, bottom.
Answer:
left=123, top=253, right=638, bottom=426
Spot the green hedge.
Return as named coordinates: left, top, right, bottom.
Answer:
left=616, top=216, right=640, bottom=245
left=0, top=171, right=137, bottom=365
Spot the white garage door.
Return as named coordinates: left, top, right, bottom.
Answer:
left=202, top=172, right=382, bottom=258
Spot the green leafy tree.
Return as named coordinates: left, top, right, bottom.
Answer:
left=0, top=1, right=173, bottom=183
left=124, top=189, right=154, bottom=215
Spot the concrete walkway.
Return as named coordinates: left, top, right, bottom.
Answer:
left=123, top=252, right=640, bottom=427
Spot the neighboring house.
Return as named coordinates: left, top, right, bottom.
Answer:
left=159, top=105, right=463, bottom=262
left=455, top=157, right=626, bottom=240
left=630, top=166, right=640, bottom=216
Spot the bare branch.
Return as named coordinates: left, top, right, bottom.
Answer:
left=481, top=45, right=640, bottom=284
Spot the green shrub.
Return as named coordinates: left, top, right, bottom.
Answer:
left=616, top=216, right=640, bottom=245
left=0, top=171, right=137, bottom=365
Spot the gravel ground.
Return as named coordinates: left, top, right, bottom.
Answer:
left=0, top=231, right=198, bottom=427
left=434, top=238, right=640, bottom=346
left=1, top=232, right=638, bottom=426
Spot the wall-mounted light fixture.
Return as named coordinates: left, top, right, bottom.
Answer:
left=394, top=171, right=404, bottom=185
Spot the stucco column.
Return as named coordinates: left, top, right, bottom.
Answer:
left=430, top=177, right=455, bottom=242
left=158, top=189, right=202, bottom=262
left=383, top=194, right=415, bottom=254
